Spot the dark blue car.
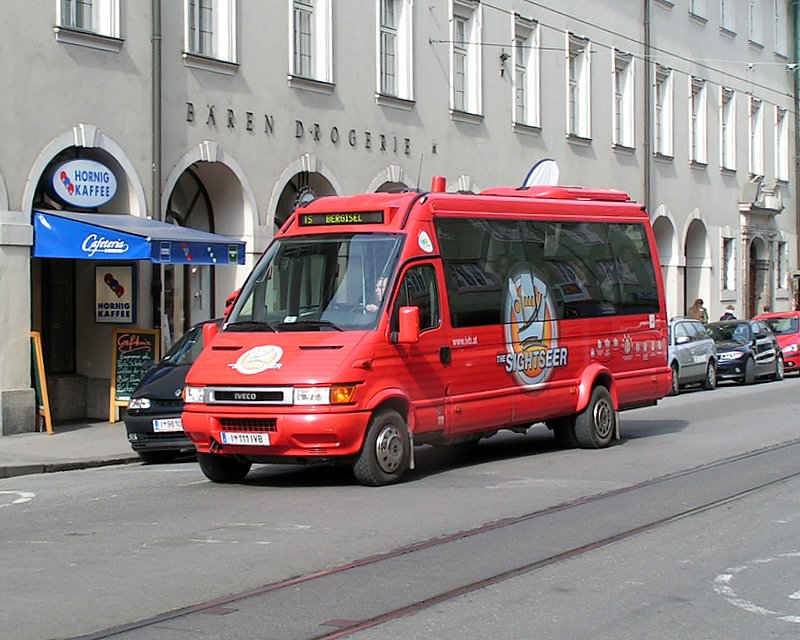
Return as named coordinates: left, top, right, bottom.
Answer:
left=706, top=319, right=783, bottom=385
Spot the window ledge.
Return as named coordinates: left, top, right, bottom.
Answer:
left=450, top=109, right=484, bottom=125
left=654, top=0, right=674, bottom=8
left=512, top=122, right=542, bottom=136
left=183, top=52, right=239, bottom=76
left=689, top=13, right=708, bottom=26
left=654, top=151, right=674, bottom=162
left=721, top=166, right=737, bottom=175
left=375, top=94, right=415, bottom=111
left=613, top=143, right=635, bottom=153
left=720, top=26, right=736, bottom=38
left=748, top=39, right=764, bottom=50
left=566, top=133, right=592, bottom=146
left=288, top=75, right=335, bottom=95
left=53, top=26, right=123, bottom=53
left=690, top=160, right=708, bottom=170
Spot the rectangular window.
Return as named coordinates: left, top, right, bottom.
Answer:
left=720, top=0, right=735, bottom=31
left=722, top=236, right=736, bottom=291
left=435, top=218, right=659, bottom=328
left=690, top=76, right=707, bottom=164
left=613, top=50, right=634, bottom=148
left=720, top=87, right=736, bottom=170
left=777, top=241, right=787, bottom=290
left=378, top=0, right=413, bottom=100
left=513, top=16, right=540, bottom=127
left=451, top=1, right=482, bottom=114
left=290, top=0, right=332, bottom=83
left=774, top=0, right=787, bottom=56
left=689, top=0, right=706, bottom=18
left=184, top=0, right=236, bottom=63
left=58, top=0, right=118, bottom=37
left=749, top=96, right=764, bottom=176
left=654, top=64, right=673, bottom=156
left=750, top=0, right=762, bottom=43
left=567, top=33, right=591, bottom=138
left=775, top=106, right=789, bottom=181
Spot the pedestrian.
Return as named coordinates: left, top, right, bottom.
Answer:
left=687, top=298, right=709, bottom=323
left=763, top=304, right=771, bottom=314
left=719, top=304, right=736, bottom=321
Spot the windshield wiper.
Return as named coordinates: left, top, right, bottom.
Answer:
left=225, top=320, right=278, bottom=333
left=279, top=320, right=344, bottom=332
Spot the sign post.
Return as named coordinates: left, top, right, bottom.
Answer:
left=109, top=329, right=160, bottom=423
left=30, top=332, right=53, bottom=434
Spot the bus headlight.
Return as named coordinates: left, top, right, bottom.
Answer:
left=293, top=385, right=357, bottom=405
left=183, top=386, right=207, bottom=404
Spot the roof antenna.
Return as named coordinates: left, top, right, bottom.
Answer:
left=416, top=153, right=424, bottom=191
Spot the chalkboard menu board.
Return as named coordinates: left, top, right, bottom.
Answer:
left=109, top=328, right=160, bottom=422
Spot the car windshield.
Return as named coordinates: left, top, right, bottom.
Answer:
left=227, top=233, right=404, bottom=332
left=764, top=316, right=799, bottom=336
left=162, top=325, right=206, bottom=365
left=708, top=322, right=750, bottom=342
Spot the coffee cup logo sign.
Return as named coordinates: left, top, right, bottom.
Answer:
left=51, top=159, right=118, bottom=209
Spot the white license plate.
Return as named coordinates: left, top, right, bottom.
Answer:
left=153, top=418, right=184, bottom=432
left=220, top=431, right=270, bottom=446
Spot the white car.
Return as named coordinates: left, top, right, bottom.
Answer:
left=667, top=317, right=717, bottom=395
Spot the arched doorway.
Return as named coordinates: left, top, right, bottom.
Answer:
left=273, top=171, right=336, bottom=235
left=652, top=213, right=677, bottom=317
left=683, top=218, right=709, bottom=316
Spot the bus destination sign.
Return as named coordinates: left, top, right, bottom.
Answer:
left=299, top=211, right=384, bottom=226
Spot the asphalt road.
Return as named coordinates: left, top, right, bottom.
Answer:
left=1, top=376, right=799, bottom=639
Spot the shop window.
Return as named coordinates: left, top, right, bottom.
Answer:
left=290, top=0, right=333, bottom=88
left=776, top=241, right=787, bottom=290
left=183, top=0, right=238, bottom=71
left=722, top=236, right=736, bottom=291
left=377, top=0, right=413, bottom=101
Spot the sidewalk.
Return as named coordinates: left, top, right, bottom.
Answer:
left=0, top=421, right=141, bottom=480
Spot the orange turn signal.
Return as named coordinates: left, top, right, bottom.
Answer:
left=330, top=385, right=357, bottom=404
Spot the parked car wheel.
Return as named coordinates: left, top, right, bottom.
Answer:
left=742, top=356, right=756, bottom=385
left=773, top=355, right=785, bottom=381
left=669, top=363, right=680, bottom=396
left=702, top=361, right=717, bottom=390
left=197, top=452, right=251, bottom=483
left=574, top=386, right=615, bottom=449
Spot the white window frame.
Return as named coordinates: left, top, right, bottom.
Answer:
left=566, top=32, right=591, bottom=139
left=58, top=0, right=119, bottom=37
left=773, top=0, right=787, bottom=56
left=722, top=236, right=736, bottom=291
left=749, top=96, right=764, bottom=177
left=776, top=241, right=788, bottom=290
left=720, top=87, right=736, bottom=170
left=749, top=0, right=762, bottom=44
left=376, top=0, right=414, bottom=101
left=183, top=0, right=237, bottom=64
left=654, top=64, right=673, bottom=157
left=613, top=49, right=634, bottom=148
left=720, top=0, right=735, bottom=32
left=450, top=0, right=482, bottom=116
left=689, top=76, right=707, bottom=165
left=289, top=0, right=333, bottom=85
left=689, top=0, right=706, bottom=19
left=775, top=106, right=789, bottom=181
left=512, top=15, right=540, bottom=128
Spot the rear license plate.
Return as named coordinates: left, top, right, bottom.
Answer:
left=153, top=418, right=183, bottom=432
left=220, top=432, right=270, bottom=446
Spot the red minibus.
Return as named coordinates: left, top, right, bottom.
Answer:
left=182, top=178, right=671, bottom=485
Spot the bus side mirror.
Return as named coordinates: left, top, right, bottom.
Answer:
left=202, top=321, right=219, bottom=345
left=396, top=306, right=420, bottom=344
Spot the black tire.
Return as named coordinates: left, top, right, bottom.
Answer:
left=702, top=361, right=717, bottom=390
left=773, top=355, right=785, bottom=381
left=197, top=452, right=251, bottom=483
left=137, top=450, right=179, bottom=464
left=574, top=386, right=615, bottom=449
left=547, top=416, right=579, bottom=449
left=668, top=363, right=680, bottom=396
left=741, top=356, right=755, bottom=385
left=353, top=409, right=410, bottom=486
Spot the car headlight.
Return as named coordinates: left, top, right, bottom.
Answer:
left=783, top=343, right=799, bottom=354
left=183, top=386, right=207, bottom=404
left=293, top=385, right=356, bottom=406
left=718, top=351, right=745, bottom=361
left=128, top=398, right=151, bottom=410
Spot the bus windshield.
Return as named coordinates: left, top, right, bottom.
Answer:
left=226, top=233, right=404, bottom=332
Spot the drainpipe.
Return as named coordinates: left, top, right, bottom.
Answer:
left=152, top=0, right=163, bottom=329
left=793, top=1, right=800, bottom=309
left=643, top=0, right=652, bottom=215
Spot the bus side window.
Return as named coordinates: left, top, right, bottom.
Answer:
left=391, top=265, right=440, bottom=333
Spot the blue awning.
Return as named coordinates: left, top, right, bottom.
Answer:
left=33, top=210, right=245, bottom=265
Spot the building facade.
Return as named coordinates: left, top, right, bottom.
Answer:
left=0, top=0, right=796, bottom=434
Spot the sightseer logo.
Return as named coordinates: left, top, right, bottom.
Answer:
left=498, top=267, right=568, bottom=385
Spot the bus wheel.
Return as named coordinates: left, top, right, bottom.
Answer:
left=574, top=386, right=615, bottom=449
left=353, top=409, right=410, bottom=486
left=197, top=452, right=251, bottom=483
left=547, top=417, right=579, bottom=449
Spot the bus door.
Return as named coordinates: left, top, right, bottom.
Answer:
left=385, top=262, right=449, bottom=435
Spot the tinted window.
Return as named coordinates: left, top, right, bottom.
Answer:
left=764, top=316, right=799, bottom=335
left=435, top=217, right=660, bottom=327
left=390, top=264, right=440, bottom=333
